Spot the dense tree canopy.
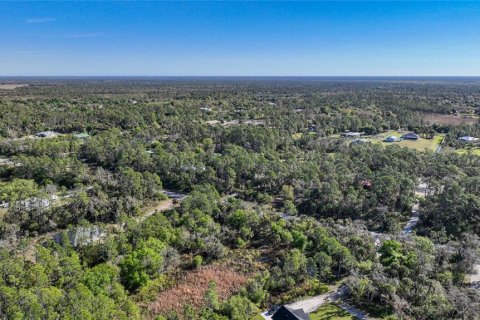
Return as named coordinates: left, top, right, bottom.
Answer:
left=1, top=78, right=480, bottom=319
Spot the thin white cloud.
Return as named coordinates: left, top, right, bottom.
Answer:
left=26, top=18, right=56, bottom=24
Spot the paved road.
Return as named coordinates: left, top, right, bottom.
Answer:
left=401, top=181, right=428, bottom=236
left=286, top=286, right=343, bottom=313
left=162, top=190, right=187, bottom=200
left=403, top=203, right=420, bottom=234
left=261, top=285, right=368, bottom=319
left=338, top=302, right=368, bottom=320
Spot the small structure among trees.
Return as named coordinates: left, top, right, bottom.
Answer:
left=35, top=131, right=58, bottom=138
left=272, top=306, right=310, bottom=320
left=401, top=132, right=420, bottom=140
left=458, top=136, right=479, bottom=143
left=385, top=135, right=398, bottom=142
left=340, top=131, right=363, bottom=138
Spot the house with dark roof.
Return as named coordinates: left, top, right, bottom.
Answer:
left=401, top=132, right=419, bottom=140
left=272, top=306, right=310, bottom=320
left=385, top=135, right=398, bottom=142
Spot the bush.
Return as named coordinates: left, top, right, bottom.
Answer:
left=193, top=255, right=203, bottom=269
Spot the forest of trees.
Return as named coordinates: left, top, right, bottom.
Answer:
left=1, top=78, right=480, bottom=319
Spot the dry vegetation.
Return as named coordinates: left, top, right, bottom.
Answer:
left=147, top=264, right=249, bottom=318
left=0, top=84, right=28, bottom=90
left=423, top=113, right=479, bottom=125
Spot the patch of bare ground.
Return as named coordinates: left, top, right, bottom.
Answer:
left=147, top=264, right=248, bottom=318
left=423, top=113, right=478, bottom=125
left=0, top=84, right=28, bottom=90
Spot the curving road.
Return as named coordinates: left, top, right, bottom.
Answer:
left=261, top=285, right=368, bottom=319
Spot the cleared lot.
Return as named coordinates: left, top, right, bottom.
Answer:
left=368, top=130, right=444, bottom=152
left=0, top=84, right=28, bottom=90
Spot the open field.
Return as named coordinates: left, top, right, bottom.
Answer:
left=292, top=132, right=303, bottom=140
left=291, top=132, right=318, bottom=140
left=368, top=130, right=444, bottom=152
left=309, top=303, right=356, bottom=320
left=423, top=113, right=479, bottom=125
left=444, top=147, right=480, bottom=156
left=0, top=84, right=28, bottom=90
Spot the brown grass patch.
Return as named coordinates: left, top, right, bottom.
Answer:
left=423, top=113, right=478, bottom=125
left=147, top=265, right=248, bottom=317
left=0, top=84, right=28, bottom=90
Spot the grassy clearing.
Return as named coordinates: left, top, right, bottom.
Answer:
left=309, top=303, right=356, bottom=320
left=423, top=113, right=479, bottom=126
left=441, top=146, right=480, bottom=156
left=291, top=132, right=317, bottom=140
left=367, top=130, right=443, bottom=152
left=251, top=315, right=264, bottom=320
left=292, top=133, right=303, bottom=140
left=453, top=148, right=480, bottom=156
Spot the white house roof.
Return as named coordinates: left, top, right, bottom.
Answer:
left=351, top=139, right=369, bottom=144
left=341, top=132, right=363, bottom=137
left=35, top=131, right=58, bottom=137
left=459, top=136, right=479, bottom=142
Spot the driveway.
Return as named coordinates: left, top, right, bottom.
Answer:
left=260, top=285, right=351, bottom=319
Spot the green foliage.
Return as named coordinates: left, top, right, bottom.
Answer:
left=193, top=255, right=204, bottom=268
left=2, top=80, right=480, bottom=320
left=204, top=281, right=221, bottom=310
left=0, top=179, right=40, bottom=202
left=120, top=238, right=167, bottom=291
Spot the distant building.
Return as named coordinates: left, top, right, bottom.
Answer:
left=35, top=131, right=58, bottom=138
left=402, top=132, right=420, bottom=140
left=272, top=306, right=310, bottom=320
left=385, top=136, right=398, bottom=142
left=458, top=136, right=479, bottom=143
left=244, top=119, right=266, bottom=126
left=0, top=158, right=14, bottom=166
left=341, top=131, right=363, bottom=138
left=73, top=133, right=90, bottom=139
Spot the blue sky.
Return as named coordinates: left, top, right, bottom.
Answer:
left=1, top=1, right=480, bottom=76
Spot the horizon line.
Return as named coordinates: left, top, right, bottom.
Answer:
left=2, top=75, right=480, bottom=78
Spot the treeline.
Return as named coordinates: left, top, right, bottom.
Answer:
left=0, top=79, right=480, bottom=319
